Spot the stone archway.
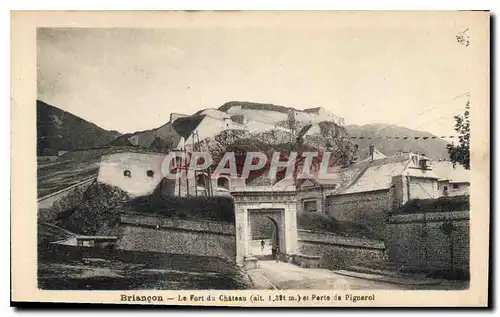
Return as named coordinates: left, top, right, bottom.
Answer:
left=231, top=188, right=298, bottom=267
left=249, top=210, right=283, bottom=259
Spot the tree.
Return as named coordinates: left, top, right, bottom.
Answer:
left=447, top=100, right=470, bottom=169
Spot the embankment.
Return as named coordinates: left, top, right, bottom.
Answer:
left=37, top=177, right=97, bottom=223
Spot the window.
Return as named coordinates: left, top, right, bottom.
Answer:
left=147, top=170, right=154, bottom=178
left=419, top=159, right=428, bottom=169
left=217, top=177, right=230, bottom=191
left=452, top=183, right=459, bottom=189
left=196, top=173, right=208, bottom=189
left=443, top=185, right=448, bottom=191
left=303, top=200, right=318, bottom=213
left=123, top=170, right=131, bottom=177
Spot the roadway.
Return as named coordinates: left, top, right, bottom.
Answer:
left=248, top=261, right=430, bottom=290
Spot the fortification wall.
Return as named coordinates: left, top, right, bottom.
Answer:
left=116, top=213, right=236, bottom=263
left=97, top=152, right=166, bottom=197
left=386, top=210, right=469, bottom=273
left=296, top=229, right=386, bottom=269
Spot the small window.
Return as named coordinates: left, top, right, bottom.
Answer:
left=123, top=170, right=131, bottom=177
left=196, top=174, right=208, bottom=189
left=303, top=200, right=318, bottom=213
left=452, top=183, right=459, bottom=189
left=443, top=185, right=448, bottom=191
left=217, top=177, right=230, bottom=190
left=147, top=170, right=154, bottom=178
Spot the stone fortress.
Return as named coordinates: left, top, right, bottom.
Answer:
left=97, top=101, right=469, bottom=271
left=112, top=101, right=346, bottom=151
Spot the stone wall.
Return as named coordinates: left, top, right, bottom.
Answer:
left=326, top=189, right=391, bottom=240
left=386, top=210, right=469, bottom=273
left=438, top=180, right=470, bottom=197
left=160, top=171, right=233, bottom=199
left=116, top=213, right=236, bottom=263
left=232, top=190, right=298, bottom=265
left=296, top=229, right=386, bottom=269
left=297, top=187, right=325, bottom=214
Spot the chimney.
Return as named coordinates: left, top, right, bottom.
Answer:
left=369, top=145, right=375, bottom=162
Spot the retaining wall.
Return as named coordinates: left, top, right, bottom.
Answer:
left=116, top=213, right=236, bottom=263
left=296, top=229, right=386, bottom=269
left=386, top=210, right=469, bottom=273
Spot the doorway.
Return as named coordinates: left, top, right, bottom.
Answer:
left=248, top=209, right=284, bottom=260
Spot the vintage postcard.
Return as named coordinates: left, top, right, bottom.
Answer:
left=11, top=11, right=490, bottom=307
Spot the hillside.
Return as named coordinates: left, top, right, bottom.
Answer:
left=37, top=100, right=121, bottom=156
left=345, top=123, right=450, bottom=159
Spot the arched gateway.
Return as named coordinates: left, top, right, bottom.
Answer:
left=231, top=187, right=299, bottom=268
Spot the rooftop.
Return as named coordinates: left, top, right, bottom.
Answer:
left=432, top=160, right=470, bottom=183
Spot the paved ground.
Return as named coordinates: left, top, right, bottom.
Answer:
left=247, top=261, right=468, bottom=290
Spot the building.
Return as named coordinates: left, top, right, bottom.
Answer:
left=97, top=150, right=233, bottom=198
left=97, top=151, right=167, bottom=197
left=220, top=101, right=345, bottom=127
left=296, top=152, right=442, bottom=222
left=432, top=160, right=470, bottom=197
left=37, top=156, right=58, bottom=163
left=52, top=235, right=118, bottom=248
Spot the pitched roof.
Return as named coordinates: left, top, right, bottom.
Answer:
left=357, top=147, right=387, bottom=162
left=172, top=115, right=205, bottom=139
left=431, top=160, right=470, bottom=183
left=110, top=121, right=183, bottom=149
left=340, top=156, right=409, bottom=194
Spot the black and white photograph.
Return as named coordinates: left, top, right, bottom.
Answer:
left=10, top=10, right=490, bottom=307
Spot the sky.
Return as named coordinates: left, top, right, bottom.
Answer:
left=37, top=13, right=487, bottom=136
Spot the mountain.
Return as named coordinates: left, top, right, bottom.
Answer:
left=345, top=123, right=451, bottom=159
left=37, top=100, right=121, bottom=156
